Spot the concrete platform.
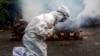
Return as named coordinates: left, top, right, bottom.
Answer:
left=0, top=27, right=100, bottom=56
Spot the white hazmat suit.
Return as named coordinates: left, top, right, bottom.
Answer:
left=13, top=5, right=70, bottom=56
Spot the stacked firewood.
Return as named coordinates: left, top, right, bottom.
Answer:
left=46, top=29, right=83, bottom=40
left=10, top=23, right=26, bottom=41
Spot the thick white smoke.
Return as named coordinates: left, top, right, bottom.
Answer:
left=78, top=0, right=100, bottom=27
left=19, top=0, right=84, bottom=23
left=55, top=19, right=80, bottom=32
left=19, top=0, right=100, bottom=31
left=19, top=0, right=84, bottom=31
left=20, top=0, right=44, bottom=22
left=78, top=0, right=100, bottom=18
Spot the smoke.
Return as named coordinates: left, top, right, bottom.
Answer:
left=55, top=19, right=80, bottom=32
left=54, top=0, right=100, bottom=31
left=19, top=0, right=84, bottom=31
left=78, top=0, right=100, bottom=17
left=19, top=0, right=84, bottom=23
left=19, top=0, right=44, bottom=22
left=78, top=0, right=100, bottom=27
left=19, top=0, right=100, bottom=32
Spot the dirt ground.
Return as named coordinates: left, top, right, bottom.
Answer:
left=0, top=27, right=100, bottom=56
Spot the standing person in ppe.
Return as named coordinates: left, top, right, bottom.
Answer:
left=13, top=5, right=70, bottom=56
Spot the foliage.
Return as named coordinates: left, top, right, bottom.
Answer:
left=0, top=0, right=10, bottom=28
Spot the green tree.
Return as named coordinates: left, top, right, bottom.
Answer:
left=0, top=0, right=10, bottom=28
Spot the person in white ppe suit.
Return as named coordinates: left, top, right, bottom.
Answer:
left=13, top=5, right=70, bottom=56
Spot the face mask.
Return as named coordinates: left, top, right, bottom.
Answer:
left=59, top=17, right=66, bottom=22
